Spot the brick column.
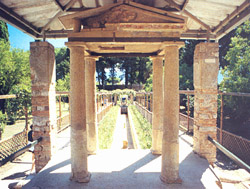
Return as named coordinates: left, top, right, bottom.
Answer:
left=69, top=46, right=90, bottom=182
left=85, top=56, right=98, bottom=154
left=193, top=42, right=219, bottom=162
left=151, top=56, right=163, bottom=155
left=161, top=43, right=183, bottom=184
left=30, top=41, right=56, bottom=173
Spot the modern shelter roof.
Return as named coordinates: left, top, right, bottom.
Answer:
left=0, top=0, right=249, bottom=40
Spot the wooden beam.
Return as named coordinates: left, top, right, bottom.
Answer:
left=54, top=0, right=64, bottom=11
left=0, top=1, right=40, bottom=36
left=181, top=0, right=189, bottom=11
left=90, top=52, right=158, bottom=57
left=95, top=0, right=100, bottom=7
left=213, top=0, right=250, bottom=33
left=78, top=0, right=84, bottom=8
left=164, top=0, right=181, bottom=11
left=41, top=0, right=78, bottom=33
left=182, top=10, right=211, bottom=32
left=216, top=6, right=250, bottom=40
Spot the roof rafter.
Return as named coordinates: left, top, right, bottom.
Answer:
left=165, top=0, right=181, bottom=10
left=41, top=0, right=78, bottom=33
left=165, top=0, right=211, bottom=32
left=0, top=1, right=40, bottom=36
left=213, top=0, right=250, bottom=33
left=216, top=6, right=250, bottom=39
left=181, top=0, right=189, bottom=11
left=54, top=0, right=64, bottom=11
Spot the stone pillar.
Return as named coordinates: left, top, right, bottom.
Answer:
left=69, top=46, right=90, bottom=183
left=161, top=44, right=182, bottom=184
left=85, top=56, right=98, bottom=154
left=193, top=42, right=219, bottom=162
left=151, top=56, right=163, bottom=155
left=30, top=41, right=56, bottom=173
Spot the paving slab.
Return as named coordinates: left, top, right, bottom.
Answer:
left=23, top=131, right=220, bottom=189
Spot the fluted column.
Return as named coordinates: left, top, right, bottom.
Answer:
left=85, top=56, right=98, bottom=154
left=151, top=56, right=163, bottom=155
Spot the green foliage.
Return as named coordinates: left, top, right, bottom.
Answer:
left=6, top=84, right=31, bottom=124
left=56, top=73, right=70, bottom=91
left=55, top=47, right=70, bottom=81
left=220, top=21, right=250, bottom=124
left=144, top=74, right=152, bottom=92
left=98, top=106, right=119, bottom=149
left=0, top=111, right=6, bottom=134
left=129, top=105, right=152, bottom=149
left=0, top=21, right=9, bottom=42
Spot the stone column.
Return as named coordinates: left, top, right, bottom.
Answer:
left=69, top=46, right=90, bottom=183
left=85, top=56, right=98, bottom=155
left=193, top=42, right=219, bottom=163
left=151, top=56, right=163, bottom=155
left=161, top=44, right=182, bottom=184
left=30, top=41, right=56, bottom=173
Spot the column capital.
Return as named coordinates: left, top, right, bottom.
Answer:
left=162, top=41, right=185, bottom=49
left=85, top=56, right=100, bottom=61
left=150, top=55, right=164, bottom=60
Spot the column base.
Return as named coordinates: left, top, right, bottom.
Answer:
left=70, top=172, right=91, bottom=183
left=150, top=148, right=162, bottom=155
left=160, top=175, right=182, bottom=184
left=88, top=150, right=97, bottom=155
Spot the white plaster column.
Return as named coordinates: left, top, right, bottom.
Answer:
left=69, top=46, right=90, bottom=183
left=85, top=56, right=98, bottom=154
left=161, top=44, right=182, bottom=184
left=151, top=56, right=163, bottom=155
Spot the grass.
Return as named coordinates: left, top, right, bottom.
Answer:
left=129, top=105, right=152, bottom=149
left=98, top=106, right=119, bottom=149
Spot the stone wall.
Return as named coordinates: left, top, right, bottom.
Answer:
left=193, top=42, right=219, bottom=162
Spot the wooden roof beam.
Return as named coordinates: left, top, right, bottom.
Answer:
left=41, top=0, right=78, bottom=33
left=54, top=0, right=64, bottom=11
left=165, top=0, right=181, bottom=11
left=0, top=1, right=40, bottom=36
left=213, top=0, right=250, bottom=33
left=182, top=10, right=211, bottom=32
left=181, top=0, right=189, bottom=11
left=164, top=0, right=210, bottom=31
left=216, top=6, right=250, bottom=39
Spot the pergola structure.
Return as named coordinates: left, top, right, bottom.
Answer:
left=1, top=0, right=250, bottom=184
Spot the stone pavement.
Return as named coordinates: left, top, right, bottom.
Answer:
left=22, top=130, right=221, bottom=189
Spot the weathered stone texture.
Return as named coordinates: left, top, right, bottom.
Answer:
left=151, top=56, right=163, bottom=155
left=85, top=57, right=98, bottom=154
left=161, top=45, right=181, bottom=183
left=69, top=46, right=90, bottom=183
left=193, top=42, right=219, bottom=162
left=30, top=42, right=56, bottom=173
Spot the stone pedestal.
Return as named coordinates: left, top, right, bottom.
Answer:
left=151, top=56, right=163, bottom=155
left=69, top=46, right=90, bottom=183
left=193, top=42, right=219, bottom=163
left=85, top=56, right=98, bottom=154
left=161, top=44, right=182, bottom=184
left=30, top=41, right=56, bottom=173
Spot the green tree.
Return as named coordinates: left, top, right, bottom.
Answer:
left=220, top=21, right=250, bottom=124
left=55, top=47, right=70, bottom=80
left=0, top=21, right=9, bottom=42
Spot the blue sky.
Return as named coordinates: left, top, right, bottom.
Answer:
left=8, top=24, right=67, bottom=50
left=7, top=23, right=223, bottom=83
